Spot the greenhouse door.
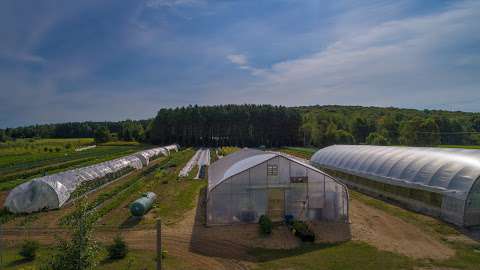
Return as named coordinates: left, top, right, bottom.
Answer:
left=268, top=189, right=285, bottom=222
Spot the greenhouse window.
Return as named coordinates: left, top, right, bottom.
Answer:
left=267, top=164, right=278, bottom=176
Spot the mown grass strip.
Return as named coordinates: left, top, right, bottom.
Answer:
left=250, top=241, right=415, bottom=270
left=279, top=147, right=318, bottom=159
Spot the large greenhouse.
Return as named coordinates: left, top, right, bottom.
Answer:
left=311, top=145, right=480, bottom=227
left=206, top=148, right=349, bottom=226
left=4, top=144, right=179, bottom=214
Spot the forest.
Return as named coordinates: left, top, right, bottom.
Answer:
left=1, top=105, right=480, bottom=147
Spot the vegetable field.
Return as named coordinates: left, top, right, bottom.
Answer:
left=0, top=139, right=147, bottom=191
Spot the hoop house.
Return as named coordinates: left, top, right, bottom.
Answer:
left=311, top=145, right=480, bottom=226
left=5, top=145, right=178, bottom=214
left=207, top=149, right=349, bottom=225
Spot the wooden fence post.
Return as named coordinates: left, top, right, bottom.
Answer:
left=156, top=219, right=162, bottom=270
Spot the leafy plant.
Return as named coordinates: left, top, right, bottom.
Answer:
left=291, top=220, right=315, bottom=242
left=107, top=235, right=128, bottom=260
left=259, top=215, right=272, bottom=235
left=19, top=240, right=39, bottom=260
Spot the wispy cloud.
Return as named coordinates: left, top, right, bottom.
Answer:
left=226, top=54, right=248, bottom=67
left=228, top=1, right=480, bottom=110
left=145, top=0, right=204, bottom=8
left=226, top=53, right=265, bottom=76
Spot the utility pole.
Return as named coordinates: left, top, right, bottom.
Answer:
left=156, top=219, right=162, bottom=270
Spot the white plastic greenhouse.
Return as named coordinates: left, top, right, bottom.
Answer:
left=311, top=145, right=480, bottom=227
left=207, top=149, right=349, bottom=225
left=4, top=144, right=179, bottom=214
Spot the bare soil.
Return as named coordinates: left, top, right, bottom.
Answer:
left=349, top=198, right=455, bottom=260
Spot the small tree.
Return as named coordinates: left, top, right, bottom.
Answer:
left=0, top=129, right=7, bottom=142
left=107, top=235, right=128, bottom=260
left=19, top=240, right=39, bottom=261
left=42, top=199, right=99, bottom=270
left=94, top=127, right=112, bottom=144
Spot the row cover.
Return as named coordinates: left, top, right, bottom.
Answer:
left=4, top=144, right=179, bottom=214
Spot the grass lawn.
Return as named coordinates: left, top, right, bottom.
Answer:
left=0, top=245, right=193, bottom=270
left=279, top=147, right=318, bottom=159
left=251, top=241, right=415, bottom=270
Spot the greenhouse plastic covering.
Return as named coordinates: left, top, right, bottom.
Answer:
left=207, top=149, right=349, bottom=225
left=4, top=144, right=178, bottom=214
left=311, top=145, right=480, bottom=226
left=179, top=149, right=202, bottom=177
left=311, top=145, right=480, bottom=198
left=179, top=148, right=210, bottom=177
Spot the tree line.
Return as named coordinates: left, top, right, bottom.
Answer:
left=2, top=105, right=480, bottom=147
left=147, top=104, right=301, bottom=147
left=298, top=105, right=480, bottom=146
left=0, top=120, right=148, bottom=143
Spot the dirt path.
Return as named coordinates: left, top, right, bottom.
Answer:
left=349, top=198, right=455, bottom=260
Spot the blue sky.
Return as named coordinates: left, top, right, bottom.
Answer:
left=0, top=0, right=479, bottom=128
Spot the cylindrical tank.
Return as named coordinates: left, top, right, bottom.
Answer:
left=129, top=192, right=157, bottom=216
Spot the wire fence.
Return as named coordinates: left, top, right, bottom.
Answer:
left=0, top=223, right=163, bottom=269
left=0, top=225, right=157, bottom=249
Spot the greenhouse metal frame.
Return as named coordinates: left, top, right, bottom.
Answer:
left=5, top=144, right=179, bottom=214
left=207, top=149, right=349, bottom=226
left=311, top=145, right=480, bottom=227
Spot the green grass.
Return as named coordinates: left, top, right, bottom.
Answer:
left=279, top=147, right=318, bottom=159
left=438, top=145, right=480, bottom=149
left=0, top=245, right=194, bottom=270
left=210, top=148, right=218, bottom=162
left=251, top=241, right=415, bottom=270
left=154, top=179, right=206, bottom=224
left=218, top=146, right=240, bottom=156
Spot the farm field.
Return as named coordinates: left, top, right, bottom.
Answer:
left=0, top=138, right=148, bottom=191
left=0, top=145, right=479, bottom=269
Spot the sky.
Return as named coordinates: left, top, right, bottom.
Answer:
left=0, top=0, right=479, bottom=128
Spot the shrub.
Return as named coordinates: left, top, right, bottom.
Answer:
left=55, top=147, right=61, bottom=152
left=107, top=235, right=128, bottom=260
left=42, top=199, right=100, bottom=270
left=259, top=215, right=272, bottom=235
left=19, top=240, right=39, bottom=260
left=291, top=220, right=315, bottom=242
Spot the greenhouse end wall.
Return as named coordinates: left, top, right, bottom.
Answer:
left=206, top=155, right=348, bottom=226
